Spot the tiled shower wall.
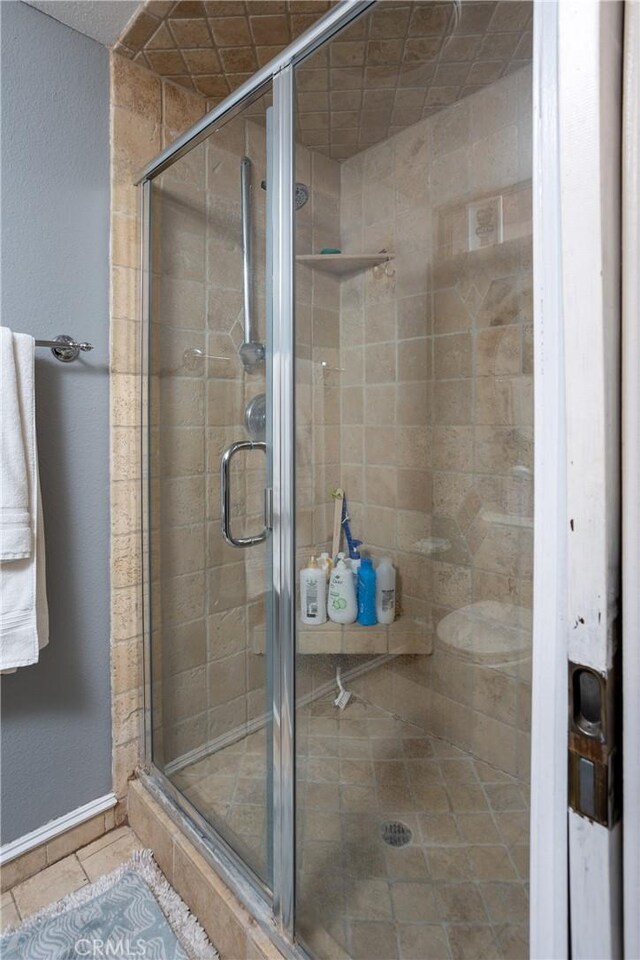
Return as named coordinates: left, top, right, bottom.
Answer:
left=295, top=149, right=342, bottom=574
left=339, top=122, right=434, bottom=631
left=112, top=55, right=346, bottom=775
left=154, top=119, right=346, bottom=760
left=110, top=53, right=208, bottom=800
left=339, top=66, right=534, bottom=777
left=111, top=51, right=534, bottom=792
left=150, top=106, right=275, bottom=769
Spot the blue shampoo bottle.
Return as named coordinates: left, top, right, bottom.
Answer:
left=357, top=557, right=377, bottom=626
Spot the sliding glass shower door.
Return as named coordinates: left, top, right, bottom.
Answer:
left=145, top=83, right=275, bottom=887
left=291, top=5, right=535, bottom=958
left=138, top=1, right=624, bottom=955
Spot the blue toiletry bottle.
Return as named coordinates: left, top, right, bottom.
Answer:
left=357, top=557, right=377, bottom=626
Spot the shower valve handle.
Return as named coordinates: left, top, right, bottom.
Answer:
left=220, top=440, right=269, bottom=547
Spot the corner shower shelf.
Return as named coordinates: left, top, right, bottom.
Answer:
left=295, top=253, right=393, bottom=276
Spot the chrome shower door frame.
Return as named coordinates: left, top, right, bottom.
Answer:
left=138, top=0, right=376, bottom=948
left=270, top=64, right=295, bottom=937
left=136, top=0, right=620, bottom=954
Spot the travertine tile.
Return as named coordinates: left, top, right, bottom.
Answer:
left=435, top=882, right=488, bottom=923
left=112, top=53, right=162, bottom=121
left=399, top=923, right=451, bottom=960
left=447, top=924, right=498, bottom=960
left=81, top=829, right=144, bottom=882
left=12, top=855, right=87, bottom=918
left=45, top=813, right=109, bottom=867
left=0, top=892, right=20, bottom=932
left=494, top=922, right=528, bottom=959
left=1, top=846, right=47, bottom=895
left=77, top=826, right=133, bottom=862
left=481, top=882, right=529, bottom=925
left=350, top=920, right=398, bottom=960
left=173, top=833, right=247, bottom=959
left=127, top=784, right=176, bottom=881
left=468, top=845, right=518, bottom=881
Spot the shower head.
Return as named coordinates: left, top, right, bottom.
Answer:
left=295, top=182, right=309, bottom=210
left=261, top=179, right=309, bottom=210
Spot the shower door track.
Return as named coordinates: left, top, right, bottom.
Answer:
left=138, top=766, right=312, bottom=960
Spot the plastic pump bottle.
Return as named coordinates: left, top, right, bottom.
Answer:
left=350, top=545, right=362, bottom=587
left=328, top=557, right=357, bottom=624
left=376, top=557, right=396, bottom=625
left=318, top=552, right=332, bottom=581
left=300, top=557, right=327, bottom=625
left=357, top=557, right=377, bottom=626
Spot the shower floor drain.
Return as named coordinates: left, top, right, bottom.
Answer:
left=380, top=821, right=412, bottom=847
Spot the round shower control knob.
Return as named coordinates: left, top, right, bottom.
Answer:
left=245, top=393, right=266, bottom=441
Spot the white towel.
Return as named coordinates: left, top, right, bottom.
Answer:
left=0, top=328, right=49, bottom=670
left=0, top=327, right=31, bottom=559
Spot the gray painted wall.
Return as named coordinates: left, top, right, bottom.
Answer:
left=1, top=0, right=112, bottom=844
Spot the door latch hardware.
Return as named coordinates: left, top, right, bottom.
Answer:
left=568, top=658, right=620, bottom=826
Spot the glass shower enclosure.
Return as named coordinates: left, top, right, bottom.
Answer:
left=139, top=1, right=538, bottom=956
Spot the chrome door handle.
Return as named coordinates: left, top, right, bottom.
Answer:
left=220, top=440, right=268, bottom=547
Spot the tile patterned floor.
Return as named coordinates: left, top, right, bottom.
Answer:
left=0, top=827, right=143, bottom=933
left=173, top=693, right=530, bottom=960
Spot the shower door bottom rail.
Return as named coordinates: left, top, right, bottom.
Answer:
left=138, top=766, right=311, bottom=960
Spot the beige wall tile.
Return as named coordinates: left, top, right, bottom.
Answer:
left=434, top=333, right=472, bottom=380
left=433, top=379, right=472, bottom=425
left=112, top=637, right=144, bottom=696
left=433, top=287, right=473, bottom=335
left=113, top=688, right=144, bottom=747
left=173, top=834, right=248, bottom=959
left=398, top=337, right=430, bottom=382
left=476, top=324, right=522, bottom=377
left=114, top=212, right=146, bottom=271
left=397, top=469, right=432, bottom=513
left=127, top=784, right=176, bottom=881
left=114, top=738, right=142, bottom=800
left=163, top=80, right=207, bottom=138
left=0, top=847, right=46, bottom=894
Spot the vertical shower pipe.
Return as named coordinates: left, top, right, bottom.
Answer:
left=240, top=156, right=266, bottom=372
left=241, top=156, right=253, bottom=346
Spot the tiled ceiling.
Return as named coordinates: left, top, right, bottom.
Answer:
left=116, top=0, right=335, bottom=96
left=117, top=0, right=532, bottom=160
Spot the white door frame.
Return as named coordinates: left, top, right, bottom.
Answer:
left=530, top=1, right=569, bottom=955
left=560, top=2, right=623, bottom=957
left=531, top=2, right=624, bottom=957
left=622, top=1, right=640, bottom=957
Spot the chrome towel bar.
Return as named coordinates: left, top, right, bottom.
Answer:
left=35, top=334, right=94, bottom=363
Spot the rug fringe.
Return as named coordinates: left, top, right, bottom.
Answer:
left=2, top=848, right=218, bottom=960
left=129, top=849, right=219, bottom=960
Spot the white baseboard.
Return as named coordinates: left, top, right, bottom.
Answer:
left=0, top=792, right=117, bottom=866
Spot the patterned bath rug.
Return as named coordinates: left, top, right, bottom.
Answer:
left=1, top=848, right=219, bottom=960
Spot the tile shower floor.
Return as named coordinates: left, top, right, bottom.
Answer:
left=175, top=695, right=530, bottom=960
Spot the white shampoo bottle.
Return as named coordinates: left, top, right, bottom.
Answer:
left=327, top=557, right=357, bottom=624
left=300, top=557, right=327, bottom=625
left=376, top=557, right=396, bottom=624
